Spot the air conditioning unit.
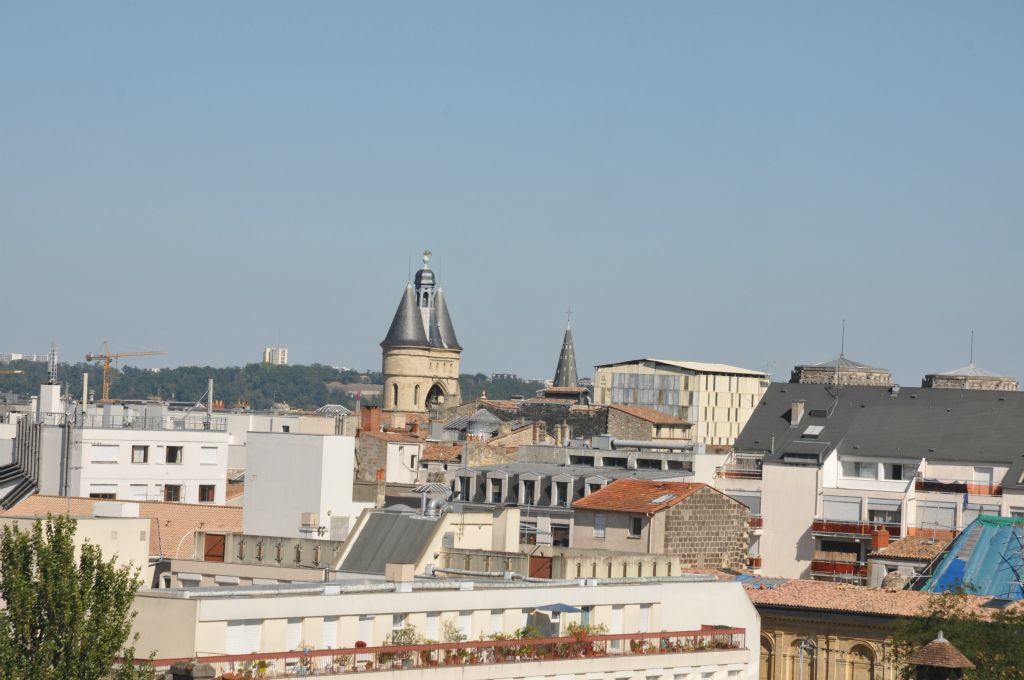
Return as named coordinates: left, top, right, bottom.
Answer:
left=300, top=512, right=319, bottom=528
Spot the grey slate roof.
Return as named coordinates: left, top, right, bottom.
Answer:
left=553, top=323, right=578, bottom=388
left=735, top=382, right=1024, bottom=466
left=381, top=284, right=431, bottom=349
left=433, top=288, right=461, bottom=351
left=444, top=408, right=502, bottom=433
left=339, top=511, right=440, bottom=574
left=931, top=362, right=1007, bottom=378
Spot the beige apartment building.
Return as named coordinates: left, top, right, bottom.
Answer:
left=593, top=359, right=770, bottom=447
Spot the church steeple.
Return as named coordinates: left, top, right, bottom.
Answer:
left=553, top=320, right=578, bottom=388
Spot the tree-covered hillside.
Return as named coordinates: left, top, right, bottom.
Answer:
left=0, top=361, right=546, bottom=411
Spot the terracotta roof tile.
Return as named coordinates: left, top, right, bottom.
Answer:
left=608, top=403, right=690, bottom=425
left=571, top=479, right=705, bottom=513
left=745, top=579, right=1015, bottom=619
left=868, top=535, right=951, bottom=561
left=907, top=636, right=975, bottom=669
left=2, top=495, right=242, bottom=558
left=361, top=431, right=423, bottom=443
left=422, top=444, right=463, bottom=462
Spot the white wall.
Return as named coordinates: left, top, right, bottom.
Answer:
left=385, top=442, right=420, bottom=484
left=243, top=433, right=356, bottom=540
left=761, top=462, right=819, bottom=578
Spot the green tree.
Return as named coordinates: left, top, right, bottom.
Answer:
left=891, top=589, right=1024, bottom=680
left=0, top=514, right=154, bottom=680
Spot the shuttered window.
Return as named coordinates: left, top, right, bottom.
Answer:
left=822, top=496, right=861, bottom=522
left=323, top=616, right=338, bottom=649
left=226, top=620, right=262, bottom=654
left=917, top=502, right=957, bottom=530
left=286, top=619, right=301, bottom=651
left=89, top=445, right=118, bottom=463
left=200, top=447, right=218, bottom=465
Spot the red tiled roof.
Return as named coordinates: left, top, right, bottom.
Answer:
left=2, top=495, right=242, bottom=558
left=745, top=579, right=1016, bottom=619
left=422, top=444, right=463, bottom=462
left=571, top=479, right=705, bottom=513
left=907, top=636, right=975, bottom=669
left=360, top=431, right=423, bottom=443
left=608, top=403, right=690, bottom=425
left=542, top=386, right=591, bottom=394
left=868, top=535, right=951, bottom=561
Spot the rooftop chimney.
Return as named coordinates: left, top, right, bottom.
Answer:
left=790, top=400, right=806, bottom=427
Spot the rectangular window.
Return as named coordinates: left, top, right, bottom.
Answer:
left=90, top=445, right=119, bottom=464
left=490, top=610, right=502, bottom=634
left=555, top=481, right=569, bottom=507
left=522, top=479, right=536, bottom=505
left=519, top=523, right=537, bottom=545
left=551, top=524, right=570, bottom=547
left=594, top=513, right=606, bottom=539
left=129, top=484, right=148, bottom=501
left=323, top=616, right=338, bottom=649
left=357, top=615, right=374, bottom=645
left=131, top=445, right=148, bottom=464
left=199, top=485, right=216, bottom=503
left=854, top=462, right=877, bottom=479
left=458, top=611, right=472, bottom=639
left=165, top=446, right=183, bottom=465
left=459, top=477, right=471, bottom=501
left=425, top=612, right=440, bottom=641
left=286, top=618, right=302, bottom=651
left=884, top=463, right=905, bottom=480
left=200, top=447, right=218, bottom=465
left=588, top=482, right=603, bottom=495
left=89, top=483, right=117, bottom=499
left=490, top=479, right=502, bottom=504
left=163, top=485, right=182, bottom=502
left=629, top=516, right=643, bottom=538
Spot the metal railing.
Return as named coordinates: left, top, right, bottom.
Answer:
left=75, top=413, right=228, bottom=432
left=715, top=452, right=764, bottom=480
left=915, top=477, right=1002, bottom=496
left=134, top=627, right=746, bottom=677
left=811, top=519, right=902, bottom=538
left=810, top=557, right=866, bottom=578
left=749, top=515, right=764, bottom=529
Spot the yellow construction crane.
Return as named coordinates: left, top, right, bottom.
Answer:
left=86, top=341, right=165, bottom=402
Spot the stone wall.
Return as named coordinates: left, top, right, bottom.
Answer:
left=791, top=366, right=892, bottom=386
left=663, top=486, right=750, bottom=570
left=605, top=408, right=655, bottom=440
left=355, top=434, right=387, bottom=482
left=923, top=374, right=1019, bottom=391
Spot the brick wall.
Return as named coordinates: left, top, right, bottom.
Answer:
left=663, top=487, right=749, bottom=570
left=355, top=435, right=387, bottom=482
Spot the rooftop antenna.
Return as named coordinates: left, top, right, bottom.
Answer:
left=46, top=344, right=59, bottom=385
left=407, top=251, right=411, bottom=282
left=970, top=330, right=975, bottom=366
left=566, top=305, right=572, bottom=328
left=834, top=319, right=846, bottom=389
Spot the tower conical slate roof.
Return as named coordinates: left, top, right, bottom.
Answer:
left=381, top=284, right=430, bottom=349
left=433, top=288, right=461, bottom=350
left=553, top=322, right=578, bottom=387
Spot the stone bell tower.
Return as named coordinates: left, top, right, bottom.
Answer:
left=381, top=251, right=462, bottom=414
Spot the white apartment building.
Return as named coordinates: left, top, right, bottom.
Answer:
left=222, top=410, right=349, bottom=470
left=262, top=346, right=289, bottom=365
left=243, top=432, right=368, bottom=540
left=727, top=382, right=1024, bottom=581
left=133, top=575, right=759, bottom=680
left=593, top=359, right=770, bottom=447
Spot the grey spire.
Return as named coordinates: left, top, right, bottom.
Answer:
left=553, top=322, right=578, bottom=387
left=381, top=284, right=430, bottom=349
left=433, top=288, right=461, bottom=350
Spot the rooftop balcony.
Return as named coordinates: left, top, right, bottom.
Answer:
left=138, top=628, right=747, bottom=678
left=810, top=556, right=866, bottom=581
left=812, top=519, right=902, bottom=539
left=915, top=477, right=1002, bottom=496
left=715, top=452, right=764, bottom=480
left=78, top=413, right=228, bottom=432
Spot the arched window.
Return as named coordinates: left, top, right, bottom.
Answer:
left=789, top=639, right=815, bottom=680
left=414, top=385, right=420, bottom=406
left=392, top=383, right=399, bottom=408
left=759, top=636, right=774, bottom=680
left=848, top=644, right=875, bottom=680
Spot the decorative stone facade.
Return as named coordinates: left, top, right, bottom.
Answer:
left=922, top=370, right=1018, bottom=391
left=791, top=356, right=892, bottom=387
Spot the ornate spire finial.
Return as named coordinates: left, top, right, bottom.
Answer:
left=422, top=250, right=432, bottom=268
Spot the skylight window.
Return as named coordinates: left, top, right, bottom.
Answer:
left=802, top=425, right=824, bottom=438
left=650, top=493, right=676, bottom=504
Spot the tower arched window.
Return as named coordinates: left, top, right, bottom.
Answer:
left=414, top=385, right=420, bottom=405
left=392, top=384, right=399, bottom=408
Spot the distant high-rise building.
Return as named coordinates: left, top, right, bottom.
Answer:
left=262, top=347, right=288, bottom=365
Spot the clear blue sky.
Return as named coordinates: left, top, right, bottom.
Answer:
left=2, top=3, right=1021, bottom=385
